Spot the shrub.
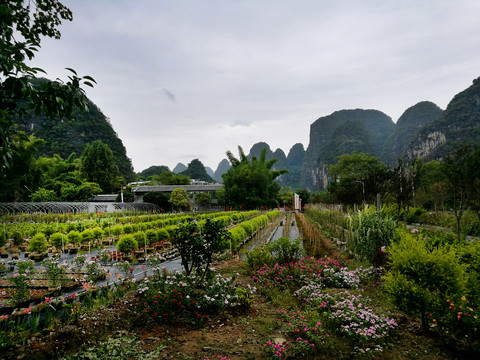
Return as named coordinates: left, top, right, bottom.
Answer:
left=92, top=227, right=104, bottom=240
left=265, top=237, right=304, bottom=264
left=0, top=230, right=5, bottom=247
left=66, top=230, right=81, bottom=245
left=116, top=235, right=138, bottom=254
left=145, top=229, right=157, bottom=244
left=406, top=207, right=427, bottom=224
left=43, top=224, right=56, bottom=238
left=137, top=270, right=254, bottom=324
left=383, top=231, right=466, bottom=329
left=133, top=231, right=145, bottom=246
left=49, top=232, right=64, bottom=249
left=245, top=248, right=275, bottom=270
left=80, top=229, right=94, bottom=244
left=122, top=224, right=133, bottom=234
left=110, top=225, right=123, bottom=237
left=228, top=226, right=247, bottom=251
left=239, top=222, right=254, bottom=236
left=10, top=230, right=24, bottom=246
left=156, top=228, right=169, bottom=241
left=29, top=233, right=48, bottom=253
left=457, top=241, right=480, bottom=306
left=171, top=218, right=230, bottom=279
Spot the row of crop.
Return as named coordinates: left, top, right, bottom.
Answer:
left=228, top=210, right=280, bottom=251
left=1, top=211, right=256, bottom=245
left=3, top=211, right=262, bottom=254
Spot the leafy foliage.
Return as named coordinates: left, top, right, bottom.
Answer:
left=59, top=336, right=163, bottom=360
left=195, top=192, right=211, bottom=208
left=180, top=158, right=214, bottom=182
left=136, top=165, right=170, bottom=179
left=349, top=206, right=398, bottom=262
left=80, top=140, right=119, bottom=193
left=142, top=191, right=171, bottom=211
left=171, top=218, right=230, bottom=281
left=383, top=231, right=467, bottom=329
left=28, top=233, right=47, bottom=253
left=223, top=146, right=288, bottom=209
left=116, top=234, right=138, bottom=254
left=169, top=187, right=188, bottom=211
left=327, top=152, right=390, bottom=204
left=265, top=236, right=304, bottom=264
left=1, top=0, right=95, bottom=174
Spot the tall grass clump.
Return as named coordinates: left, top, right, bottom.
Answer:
left=348, top=206, right=398, bottom=263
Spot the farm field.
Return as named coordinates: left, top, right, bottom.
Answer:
left=0, top=207, right=479, bottom=359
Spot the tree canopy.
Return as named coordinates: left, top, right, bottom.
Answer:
left=170, top=187, right=189, bottom=211
left=1, top=0, right=95, bottom=175
left=222, top=146, right=288, bottom=210
left=80, top=140, right=119, bottom=193
left=181, top=158, right=215, bottom=183
left=327, top=152, right=389, bottom=205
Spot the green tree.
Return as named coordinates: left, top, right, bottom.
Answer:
left=388, top=158, right=424, bottom=220
left=152, top=170, right=190, bottom=185
left=76, top=182, right=102, bottom=201
left=295, top=188, right=311, bottom=207
left=215, top=188, right=226, bottom=207
left=172, top=218, right=230, bottom=282
left=143, top=191, right=171, bottom=211
left=29, top=233, right=47, bottom=253
left=180, top=158, right=214, bottom=182
left=1, top=0, right=95, bottom=174
left=195, top=192, right=211, bottom=209
left=442, top=146, right=478, bottom=241
left=30, top=187, right=57, bottom=201
left=222, top=146, right=288, bottom=210
left=170, top=187, right=189, bottom=211
left=115, top=186, right=134, bottom=203
left=137, top=165, right=170, bottom=179
left=0, top=134, right=44, bottom=201
left=416, top=160, right=447, bottom=210
left=464, top=147, right=480, bottom=224
left=80, top=140, right=120, bottom=193
left=327, top=152, right=389, bottom=205
left=278, top=188, right=294, bottom=207
left=116, top=234, right=138, bottom=254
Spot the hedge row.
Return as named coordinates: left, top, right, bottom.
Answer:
left=228, top=210, right=280, bottom=251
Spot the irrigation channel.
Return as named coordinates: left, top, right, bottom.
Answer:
left=244, top=211, right=301, bottom=251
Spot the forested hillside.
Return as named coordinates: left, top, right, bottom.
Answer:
left=14, top=79, right=135, bottom=182
left=407, top=76, right=480, bottom=160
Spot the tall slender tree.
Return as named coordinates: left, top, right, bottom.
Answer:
left=80, top=140, right=119, bottom=193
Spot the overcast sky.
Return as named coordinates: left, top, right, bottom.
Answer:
left=30, top=0, right=480, bottom=173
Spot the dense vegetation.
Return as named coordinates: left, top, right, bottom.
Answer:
left=222, top=146, right=288, bottom=210
left=409, top=77, right=480, bottom=161
left=14, top=84, right=135, bottom=182
left=180, top=158, right=215, bottom=183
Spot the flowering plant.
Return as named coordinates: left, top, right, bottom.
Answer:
left=42, top=257, right=67, bottom=288
left=8, top=260, right=34, bottom=305
left=137, top=269, right=255, bottom=324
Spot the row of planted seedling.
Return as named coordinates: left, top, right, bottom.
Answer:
left=0, top=249, right=172, bottom=311
left=0, top=211, right=262, bottom=258
left=228, top=210, right=280, bottom=251
left=1, top=210, right=253, bottom=242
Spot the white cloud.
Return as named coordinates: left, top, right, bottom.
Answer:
left=30, top=0, right=480, bottom=172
